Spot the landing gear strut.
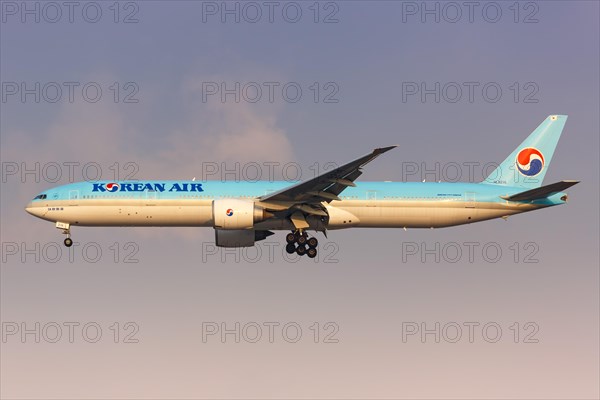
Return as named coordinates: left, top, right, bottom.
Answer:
left=56, top=222, right=73, bottom=247
left=285, top=230, right=319, bottom=258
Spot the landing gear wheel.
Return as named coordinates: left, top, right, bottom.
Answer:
left=286, top=233, right=296, bottom=244
left=307, top=247, right=317, bottom=258
left=286, top=243, right=296, bottom=254
left=297, top=234, right=307, bottom=245
left=307, top=237, right=318, bottom=248
left=64, top=237, right=73, bottom=247
left=296, top=245, right=307, bottom=256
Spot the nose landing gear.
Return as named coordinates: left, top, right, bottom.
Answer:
left=56, top=222, right=73, bottom=247
left=285, top=230, right=319, bottom=258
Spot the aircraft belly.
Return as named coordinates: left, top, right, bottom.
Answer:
left=65, top=205, right=213, bottom=227
left=346, top=205, right=462, bottom=228
left=339, top=202, right=521, bottom=228
left=45, top=200, right=531, bottom=229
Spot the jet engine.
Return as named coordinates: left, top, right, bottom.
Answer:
left=212, top=199, right=272, bottom=229
left=215, top=229, right=274, bottom=247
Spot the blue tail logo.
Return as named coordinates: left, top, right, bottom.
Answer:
left=516, top=147, right=545, bottom=177
left=484, top=115, right=567, bottom=189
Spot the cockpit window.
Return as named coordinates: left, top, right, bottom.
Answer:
left=33, top=194, right=47, bottom=200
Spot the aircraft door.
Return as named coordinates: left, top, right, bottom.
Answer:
left=464, top=192, right=476, bottom=208
left=69, top=190, right=79, bottom=205
left=366, top=190, right=377, bottom=201
left=146, top=190, right=157, bottom=205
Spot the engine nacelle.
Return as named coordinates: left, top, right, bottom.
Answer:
left=214, top=229, right=254, bottom=247
left=215, top=229, right=274, bottom=247
left=212, top=199, right=271, bottom=229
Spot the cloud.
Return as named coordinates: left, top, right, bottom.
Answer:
left=2, top=71, right=295, bottom=242
left=153, top=100, right=294, bottom=180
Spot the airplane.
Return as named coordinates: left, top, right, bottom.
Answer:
left=26, top=115, right=579, bottom=258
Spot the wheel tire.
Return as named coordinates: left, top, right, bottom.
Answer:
left=64, top=238, right=73, bottom=247
left=307, top=248, right=317, bottom=258
left=297, top=235, right=307, bottom=245
left=307, top=237, right=318, bottom=248
left=286, top=243, right=296, bottom=254
left=286, top=233, right=296, bottom=244
left=296, top=245, right=307, bottom=256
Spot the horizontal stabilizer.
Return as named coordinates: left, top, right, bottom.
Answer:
left=502, top=180, right=579, bottom=201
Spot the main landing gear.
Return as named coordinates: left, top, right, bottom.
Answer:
left=56, top=222, right=73, bottom=247
left=285, top=230, right=318, bottom=258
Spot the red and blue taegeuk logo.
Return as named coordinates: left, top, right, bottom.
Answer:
left=516, top=148, right=545, bottom=177
left=226, top=208, right=234, bottom=216
left=105, top=182, right=120, bottom=192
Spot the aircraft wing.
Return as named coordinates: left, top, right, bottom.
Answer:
left=260, top=146, right=397, bottom=205
left=502, top=180, right=580, bottom=201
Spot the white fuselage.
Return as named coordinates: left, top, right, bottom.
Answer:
left=26, top=196, right=538, bottom=230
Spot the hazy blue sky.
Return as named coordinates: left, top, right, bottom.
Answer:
left=1, top=1, right=598, bottom=398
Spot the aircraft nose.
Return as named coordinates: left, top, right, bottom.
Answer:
left=25, top=202, right=43, bottom=217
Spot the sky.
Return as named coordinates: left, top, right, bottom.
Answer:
left=1, top=1, right=599, bottom=399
